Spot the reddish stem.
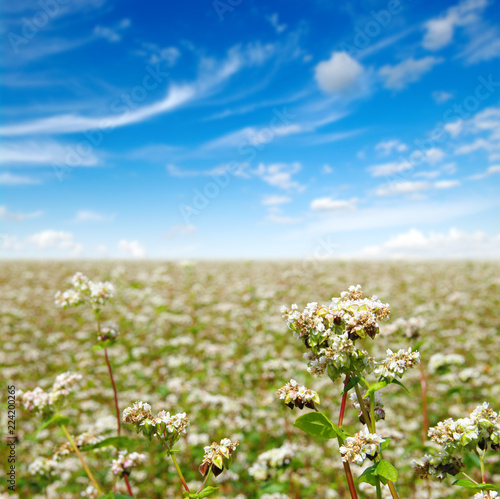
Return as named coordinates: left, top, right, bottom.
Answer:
left=104, top=347, right=122, bottom=436
left=338, top=376, right=359, bottom=499
left=419, top=364, right=428, bottom=444
left=124, top=474, right=134, bottom=497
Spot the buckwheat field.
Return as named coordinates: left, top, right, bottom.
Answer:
left=2, top=260, right=499, bottom=499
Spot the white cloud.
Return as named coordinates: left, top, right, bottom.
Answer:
left=368, top=160, right=412, bottom=177
left=0, top=140, right=99, bottom=166
left=310, top=197, right=358, bottom=211
left=0, top=45, right=255, bottom=136
left=0, top=173, right=41, bottom=185
left=118, top=240, right=145, bottom=258
left=28, top=230, right=82, bottom=255
left=266, top=213, right=303, bottom=224
left=74, top=210, right=114, bottom=222
left=425, top=147, right=446, bottom=164
left=379, top=57, right=443, bottom=90
left=267, top=13, right=287, bottom=33
left=165, top=225, right=197, bottom=238
left=435, top=180, right=461, bottom=189
left=0, top=235, right=23, bottom=251
left=469, top=165, right=500, bottom=179
left=314, top=52, right=364, bottom=93
left=0, top=206, right=42, bottom=221
left=376, top=179, right=460, bottom=196
left=375, top=139, right=408, bottom=155
left=432, top=90, right=454, bottom=103
left=254, top=162, right=304, bottom=191
left=368, top=148, right=445, bottom=178
left=94, top=19, right=131, bottom=43
left=458, top=25, right=500, bottom=64
left=452, top=107, right=500, bottom=161
left=322, top=164, right=333, bottom=174
left=357, top=228, right=500, bottom=259
left=376, top=181, right=430, bottom=197
left=444, top=120, right=463, bottom=137
left=422, top=0, right=488, bottom=50
left=262, top=195, right=291, bottom=206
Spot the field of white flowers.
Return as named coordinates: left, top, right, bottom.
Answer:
left=1, top=260, right=499, bottom=498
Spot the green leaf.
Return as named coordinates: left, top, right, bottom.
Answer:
left=463, top=452, right=481, bottom=470
left=358, top=464, right=379, bottom=486
left=364, top=380, right=388, bottom=398
left=35, top=415, right=70, bottom=436
left=374, top=459, right=398, bottom=482
left=342, top=377, right=360, bottom=394
left=390, top=378, right=410, bottom=394
left=452, top=479, right=499, bottom=491
left=80, top=436, right=139, bottom=452
left=380, top=438, right=392, bottom=451
left=293, top=412, right=343, bottom=440
left=198, top=486, right=219, bottom=498
left=92, top=339, right=115, bottom=351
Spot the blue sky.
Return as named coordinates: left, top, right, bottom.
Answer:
left=1, top=0, right=499, bottom=259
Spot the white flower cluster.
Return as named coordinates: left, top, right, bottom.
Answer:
left=28, top=457, right=61, bottom=478
left=111, top=450, right=146, bottom=477
left=473, top=493, right=498, bottom=499
left=52, top=431, right=102, bottom=459
left=276, top=379, right=320, bottom=410
left=428, top=402, right=500, bottom=452
left=18, top=372, right=82, bottom=415
left=55, top=272, right=114, bottom=308
left=199, top=438, right=240, bottom=477
left=281, top=285, right=390, bottom=380
left=80, top=486, right=99, bottom=498
left=412, top=452, right=464, bottom=480
left=428, top=353, right=465, bottom=374
left=249, top=443, right=295, bottom=481
left=122, top=401, right=189, bottom=450
left=374, top=348, right=420, bottom=381
left=414, top=403, right=500, bottom=482
left=339, top=429, right=385, bottom=466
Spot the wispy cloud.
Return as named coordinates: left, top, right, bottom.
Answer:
left=0, top=206, right=42, bottom=221
left=74, top=210, right=115, bottom=222
left=0, top=172, right=41, bottom=185
left=355, top=227, right=500, bottom=259
left=310, top=197, right=358, bottom=211
left=262, top=195, right=291, bottom=206
left=118, top=239, right=145, bottom=258
left=379, top=57, right=444, bottom=90
left=0, top=45, right=256, bottom=136
left=0, top=140, right=99, bottom=166
left=376, top=179, right=459, bottom=196
left=254, top=162, right=304, bottom=191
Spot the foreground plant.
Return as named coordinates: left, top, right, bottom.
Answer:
left=279, top=285, right=422, bottom=499
left=122, top=400, right=239, bottom=498
left=413, top=402, right=500, bottom=497
left=18, top=372, right=105, bottom=496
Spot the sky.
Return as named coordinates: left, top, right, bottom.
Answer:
left=1, top=0, right=499, bottom=260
